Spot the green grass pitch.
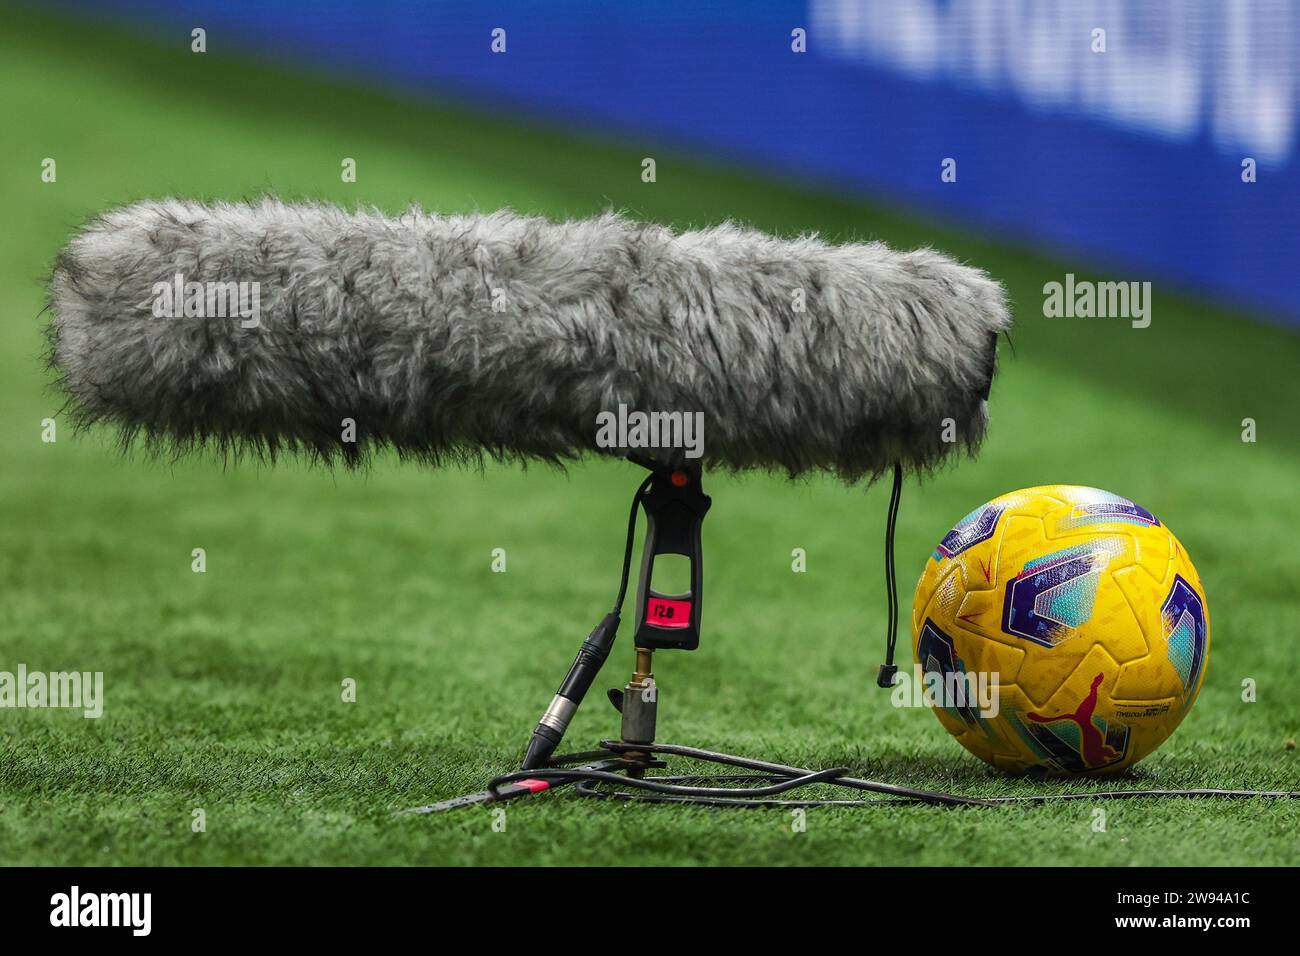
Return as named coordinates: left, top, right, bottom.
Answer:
left=1, top=8, right=1297, bottom=866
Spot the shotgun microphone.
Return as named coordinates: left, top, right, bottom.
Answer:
left=48, top=198, right=1010, bottom=480
left=48, top=199, right=1013, bottom=774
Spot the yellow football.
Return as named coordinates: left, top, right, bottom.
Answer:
left=911, top=485, right=1209, bottom=775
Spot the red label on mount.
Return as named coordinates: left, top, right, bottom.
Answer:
left=647, top=597, right=692, bottom=628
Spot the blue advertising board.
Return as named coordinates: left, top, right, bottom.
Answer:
left=54, top=1, right=1300, bottom=323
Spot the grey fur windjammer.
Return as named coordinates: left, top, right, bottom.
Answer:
left=48, top=199, right=1011, bottom=481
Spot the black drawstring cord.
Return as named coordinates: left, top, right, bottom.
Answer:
left=877, top=462, right=904, bottom=688
left=612, top=473, right=655, bottom=613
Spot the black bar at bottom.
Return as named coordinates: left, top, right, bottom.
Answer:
left=0, top=866, right=1284, bottom=939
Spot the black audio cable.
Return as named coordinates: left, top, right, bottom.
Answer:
left=486, top=741, right=1300, bottom=810
left=520, top=473, right=655, bottom=770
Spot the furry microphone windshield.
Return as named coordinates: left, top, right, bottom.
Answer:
left=48, top=199, right=1011, bottom=481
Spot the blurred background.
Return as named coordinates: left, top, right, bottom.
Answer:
left=1, top=1, right=1297, bottom=866
left=38, top=0, right=1300, bottom=322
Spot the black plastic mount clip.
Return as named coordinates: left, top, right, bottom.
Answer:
left=630, top=460, right=711, bottom=651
